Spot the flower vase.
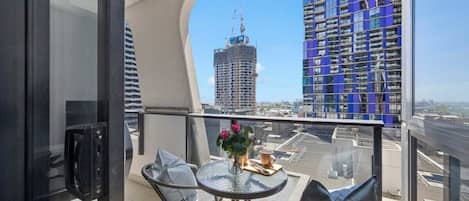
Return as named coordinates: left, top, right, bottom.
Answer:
left=229, top=154, right=243, bottom=175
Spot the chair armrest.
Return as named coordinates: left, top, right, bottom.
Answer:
left=187, top=163, right=198, bottom=174
left=141, top=164, right=200, bottom=190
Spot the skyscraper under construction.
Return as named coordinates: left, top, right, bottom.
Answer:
left=214, top=14, right=257, bottom=113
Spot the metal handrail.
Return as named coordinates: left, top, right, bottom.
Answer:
left=188, top=113, right=384, bottom=127
left=131, top=111, right=385, bottom=155
left=132, top=111, right=384, bottom=127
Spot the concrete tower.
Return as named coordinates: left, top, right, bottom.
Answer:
left=214, top=10, right=257, bottom=114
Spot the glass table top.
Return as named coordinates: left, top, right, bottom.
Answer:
left=196, top=160, right=288, bottom=200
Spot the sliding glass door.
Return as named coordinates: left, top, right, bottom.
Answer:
left=31, top=1, right=100, bottom=200
left=24, top=0, right=125, bottom=200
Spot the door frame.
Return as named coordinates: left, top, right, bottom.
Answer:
left=0, top=0, right=26, bottom=200
left=21, top=0, right=125, bottom=200
left=97, top=0, right=125, bottom=200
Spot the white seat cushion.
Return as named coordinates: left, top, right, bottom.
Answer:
left=152, top=149, right=197, bottom=201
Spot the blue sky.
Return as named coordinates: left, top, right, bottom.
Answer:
left=189, top=0, right=304, bottom=103
left=414, top=0, right=469, bottom=102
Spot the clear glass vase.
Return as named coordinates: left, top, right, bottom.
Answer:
left=229, top=154, right=242, bottom=175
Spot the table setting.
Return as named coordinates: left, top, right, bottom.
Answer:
left=195, top=121, right=288, bottom=201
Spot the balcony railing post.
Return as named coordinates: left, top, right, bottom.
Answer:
left=444, top=155, right=461, bottom=201
left=408, top=135, right=417, bottom=201
left=373, top=126, right=383, bottom=201
left=186, top=115, right=191, bottom=163
left=138, top=112, right=145, bottom=155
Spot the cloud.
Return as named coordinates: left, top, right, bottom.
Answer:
left=208, top=75, right=215, bottom=86
left=256, top=63, right=265, bottom=74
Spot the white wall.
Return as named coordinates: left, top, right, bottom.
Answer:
left=125, top=0, right=199, bottom=109
left=125, top=0, right=209, bottom=184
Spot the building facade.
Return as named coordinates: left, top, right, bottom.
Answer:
left=303, top=0, right=402, bottom=127
left=214, top=34, right=257, bottom=113
left=124, top=24, right=143, bottom=129
left=124, top=24, right=143, bottom=113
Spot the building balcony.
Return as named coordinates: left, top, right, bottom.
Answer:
left=124, top=109, right=395, bottom=201
left=314, top=0, right=326, bottom=6
left=314, top=7, right=325, bottom=14
left=314, top=17, right=326, bottom=23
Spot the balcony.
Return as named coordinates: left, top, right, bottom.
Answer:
left=121, top=107, right=403, bottom=201
left=314, top=7, right=325, bottom=14
left=3, top=0, right=469, bottom=200
left=314, top=0, right=326, bottom=6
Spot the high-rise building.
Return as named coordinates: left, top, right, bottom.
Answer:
left=214, top=17, right=257, bottom=113
left=124, top=24, right=143, bottom=128
left=303, top=0, right=402, bottom=127
left=124, top=24, right=143, bottom=113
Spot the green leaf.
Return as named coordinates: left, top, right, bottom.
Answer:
left=242, top=126, right=253, bottom=134
left=216, top=136, right=225, bottom=147
left=239, top=137, right=246, bottom=143
left=232, top=143, right=242, bottom=153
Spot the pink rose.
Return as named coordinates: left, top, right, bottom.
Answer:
left=220, top=130, right=230, bottom=140
left=231, top=123, right=241, bottom=133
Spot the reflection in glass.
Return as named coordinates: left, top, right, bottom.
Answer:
left=416, top=139, right=469, bottom=201
left=461, top=161, right=469, bottom=200
left=416, top=141, right=444, bottom=201
left=32, top=0, right=98, bottom=200
left=414, top=1, right=469, bottom=199
left=414, top=0, right=469, bottom=119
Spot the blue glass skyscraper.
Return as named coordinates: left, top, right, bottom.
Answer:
left=303, top=0, right=402, bottom=127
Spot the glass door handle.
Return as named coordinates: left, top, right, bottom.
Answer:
left=64, top=123, right=106, bottom=200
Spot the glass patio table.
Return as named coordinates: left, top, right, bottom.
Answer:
left=195, top=160, right=288, bottom=201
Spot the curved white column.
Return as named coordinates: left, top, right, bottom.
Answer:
left=125, top=0, right=209, bottom=175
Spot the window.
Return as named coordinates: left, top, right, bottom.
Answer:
left=318, top=49, right=326, bottom=56
left=326, top=0, right=337, bottom=18
left=370, top=8, right=380, bottom=29
left=354, top=11, right=364, bottom=22
left=359, top=0, right=368, bottom=10
left=415, top=139, right=469, bottom=201
left=354, top=11, right=364, bottom=32
left=412, top=0, right=469, bottom=200
left=317, top=31, right=326, bottom=38
left=378, top=0, right=386, bottom=6
left=414, top=0, right=469, bottom=117
left=314, top=58, right=321, bottom=65
left=316, top=22, right=326, bottom=29
left=314, top=67, right=321, bottom=74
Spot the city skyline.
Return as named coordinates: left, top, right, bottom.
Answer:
left=190, top=0, right=469, bottom=104
left=190, top=0, right=304, bottom=103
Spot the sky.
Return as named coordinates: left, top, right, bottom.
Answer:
left=414, top=0, right=469, bottom=102
left=189, top=0, right=469, bottom=104
left=189, top=0, right=304, bottom=104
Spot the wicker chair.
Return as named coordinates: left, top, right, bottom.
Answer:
left=142, top=163, right=222, bottom=201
